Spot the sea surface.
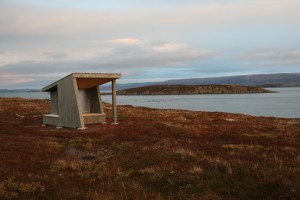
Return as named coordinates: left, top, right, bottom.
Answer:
left=1, top=88, right=299, bottom=118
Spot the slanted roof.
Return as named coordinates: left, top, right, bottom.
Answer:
left=42, top=72, right=121, bottom=92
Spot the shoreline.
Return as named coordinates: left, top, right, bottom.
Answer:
left=0, top=96, right=299, bottom=119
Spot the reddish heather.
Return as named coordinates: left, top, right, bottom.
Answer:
left=0, top=97, right=299, bottom=199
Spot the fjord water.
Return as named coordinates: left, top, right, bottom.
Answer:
left=103, top=87, right=300, bottom=118
left=0, top=91, right=50, bottom=99
left=1, top=88, right=299, bottom=118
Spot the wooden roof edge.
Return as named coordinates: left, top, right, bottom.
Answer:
left=42, top=72, right=122, bottom=92
left=72, top=72, right=121, bottom=79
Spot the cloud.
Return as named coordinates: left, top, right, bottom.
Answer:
left=42, top=51, right=69, bottom=59
left=0, top=72, right=34, bottom=86
left=238, top=48, right=300, bottom=66
left=1, top=1, right=299, bottom=36
left=101, top=38, right=143, bottom=46
left=0, top=38, right=218, bottom=86
left=152, top=43, right=188, bottom=52
left=1, top=1, right=300, bottom=88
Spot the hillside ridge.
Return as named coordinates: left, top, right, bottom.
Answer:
left=101, top=73, right=300, bottom=90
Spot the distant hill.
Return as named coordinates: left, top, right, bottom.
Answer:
left=0, top=89, right=41, bottom=92
left=101, top=73, right=300, bottom=90
left=117, top=84, right=274, bottom=95
left=163, top=73, right=300, bottom=87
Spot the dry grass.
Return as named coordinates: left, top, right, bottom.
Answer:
left=222, top=144, right=264, bottom=151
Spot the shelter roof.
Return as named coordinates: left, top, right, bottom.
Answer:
left=42, top=72, right=121, bottom=92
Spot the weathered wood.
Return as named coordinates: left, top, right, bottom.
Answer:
left=73, top=73, right=121, bottom=79
left=90, top=87, right=102, bottom=113
left=43, top=114, right=59, bottom=126
left=83, top=113, right=106, bottom=124
left=43, top=73, right=121, bottom=92
left=112, top=79, right=118, bottom=124
left=50, top=89, right=58, bottom=115
left=42, top=73, right=121, bottom=129
left=98, top=87, right=104, bottom=114
left=57, top=76, right=84, bottom=128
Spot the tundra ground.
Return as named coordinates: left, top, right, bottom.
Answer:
left=0, top=97, right=299, bottom=199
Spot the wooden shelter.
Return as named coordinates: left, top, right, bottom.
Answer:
left=42, top=73, right=121, bottom=129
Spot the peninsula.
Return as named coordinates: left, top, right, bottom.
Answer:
left=117, top=84, right=274, bottom=95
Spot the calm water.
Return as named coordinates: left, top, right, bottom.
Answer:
left=1, top=88, right=299, bottom=118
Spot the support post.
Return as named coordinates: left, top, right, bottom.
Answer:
left=112, top=79, right=118, bottom=124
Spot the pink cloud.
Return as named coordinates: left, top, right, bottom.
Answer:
left=0, top=73, right=34, bottom=86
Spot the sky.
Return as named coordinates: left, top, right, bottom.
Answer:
left=1, top=0, right=300, bottom=89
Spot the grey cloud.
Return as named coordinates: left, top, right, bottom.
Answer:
left=1, top=51, right=215, bottom=74
left=0, top=41, right=218, bottom=86
left=43, top=51, right=69, bottom=59
left=237, top=48, right=300, bottom=66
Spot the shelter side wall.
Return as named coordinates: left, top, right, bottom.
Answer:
left=50, top=89, right=58, bottom=115
left=78, top=89, right=90, bottom=113
left=98, top=87, right=104, bottom=113
left=90, top=87, right=102, bottom=113
left=57, top=76, right=84, bottom=128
